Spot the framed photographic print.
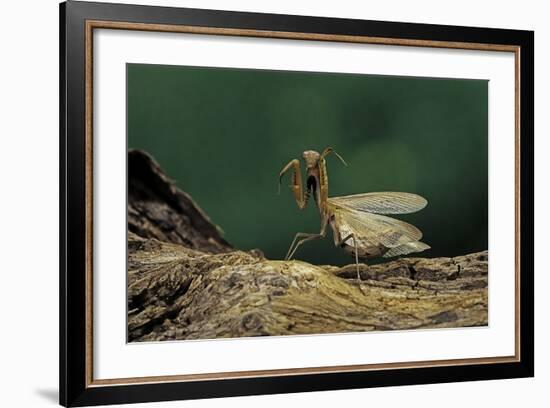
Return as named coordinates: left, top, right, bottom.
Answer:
left=59, top=1, right=534, bottom=406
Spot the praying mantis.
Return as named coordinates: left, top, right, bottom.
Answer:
left=278, top=147, right=430, bottom=280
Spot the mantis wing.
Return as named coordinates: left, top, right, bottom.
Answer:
left=328, top=192, right=427, bottom=214
left=383, top=241, right=431, bottom=258
left=331, top=206, right=423, bottom=249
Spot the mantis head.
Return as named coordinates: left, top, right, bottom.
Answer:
left=302, top=150, right=321, bottom=169
left=278, top=147, right=347, bottom=197
left=302, top=148, right=347, bottom=169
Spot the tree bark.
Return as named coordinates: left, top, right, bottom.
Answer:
left=128, top=149, right=231, bottom=253
left=127, top=150, right=488, bottom=342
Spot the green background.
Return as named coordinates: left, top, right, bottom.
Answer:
left=127, top=64, right=488, bottom=266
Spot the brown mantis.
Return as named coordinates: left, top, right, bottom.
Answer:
left=278, top=147, right=430, bottom=280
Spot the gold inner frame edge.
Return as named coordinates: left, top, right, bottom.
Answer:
left=84, top=19, right=522, bottom=388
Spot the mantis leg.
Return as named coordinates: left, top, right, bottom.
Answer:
left=278, top=159, right=308, bottom=210
left=338, top=233, right=361, bottom=281
left=285, top=219, right=328, bottom=261
left=285, top=232, right=324, bottom=261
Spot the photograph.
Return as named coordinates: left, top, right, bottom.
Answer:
left=126, top=63, right=489, bottom=342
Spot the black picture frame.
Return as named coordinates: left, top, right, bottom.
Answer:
left=60, top=1, right=534, bottom=406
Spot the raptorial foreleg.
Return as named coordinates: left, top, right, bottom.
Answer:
left=278, top=159, right=308, bottom=210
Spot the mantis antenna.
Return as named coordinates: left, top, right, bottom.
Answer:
left=321, top=147, right=348, bottom=167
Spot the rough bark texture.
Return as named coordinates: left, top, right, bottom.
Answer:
left=127, top=149, right=488, bottom=342
left=128, top=149, right=231, bottom=253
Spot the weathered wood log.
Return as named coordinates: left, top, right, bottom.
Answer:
left=127, top=149, right=488, bottom=342
left=128, top=149, right=231, bottom=253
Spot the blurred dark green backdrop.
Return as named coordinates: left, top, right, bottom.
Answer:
left=127, top=64, right=488, bottom=266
